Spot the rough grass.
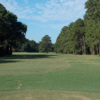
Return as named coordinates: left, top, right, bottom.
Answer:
left=0, top=52, right=100, bottom=100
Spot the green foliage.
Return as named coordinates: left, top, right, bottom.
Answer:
left=84, top=0, right=100, bottom=55
left=84, top=0, right=100, bottom=21
left=0, top=3, right=27, bottom=56
left=24, top=39, right=38, bottom=52
left=55, top=19, right=86, bottom=54
left=14, top=39, right=38, bottom=52
left=55, top=0, right=100, bottom=55
left=39, top=35, right=53, bottom=53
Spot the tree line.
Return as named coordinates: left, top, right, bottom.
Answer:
left=0, top=0, right=100, bottom=56
left=0, top=3, right=54, bottom=56
left=14, top=35, right=54, bottom=53
left=55, top=0, right=100, bottom=55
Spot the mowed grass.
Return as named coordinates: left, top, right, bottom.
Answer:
left=0, top=52, right=100, bottom=100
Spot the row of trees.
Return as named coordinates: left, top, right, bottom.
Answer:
left=15, top=39, right=38, bottom=52
left=0, top=3, right=55, bottom=56
left=0, top=3, right=53, bottom=56
left=15, top=35, right=54, bottom=53
left=0, top=3, right=27, bottom=56
left=55, top=0, right=100, bottom=55
left=0, top=0, right=99, bottom=55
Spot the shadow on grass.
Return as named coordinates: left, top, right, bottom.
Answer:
left=1, top=54, right=57, bottom=59
left=0, top=60, right=19, bottom=64
left=0, top=53, right=57, bottom=64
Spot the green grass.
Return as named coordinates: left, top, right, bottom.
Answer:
left=0, top=52, right=100, bottom=100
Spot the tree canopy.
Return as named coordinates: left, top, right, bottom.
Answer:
left=0, top=3, right=27, bottom=56
left=55, top=0, right=100, bottom=55
left=39, top=35, right=53, bottom=53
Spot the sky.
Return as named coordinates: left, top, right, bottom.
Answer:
left=0, top=0, right=87, bottom=43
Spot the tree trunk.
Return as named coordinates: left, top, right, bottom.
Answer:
left=0, top=47, right=6, bottom=56
left=92, top=47, right=95, bottom=55
left=96, top=44, right=99, bottom=55
left=6, top=44, right=12, bottom=55
left=82, top=35, right=86, bottom=55
left=99, top=42, right=100, bottom=55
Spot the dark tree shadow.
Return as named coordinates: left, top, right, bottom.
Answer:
left=0, top=60, right=19, bottom=64
left=1, top=54, right=57, bottom=59
left=0, top=53, right=57, bottom=64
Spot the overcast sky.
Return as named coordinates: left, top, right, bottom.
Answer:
left=0, top=0, right=87, bottom=43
